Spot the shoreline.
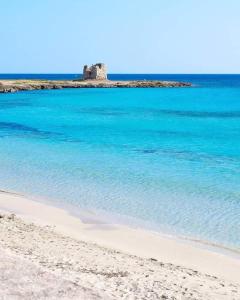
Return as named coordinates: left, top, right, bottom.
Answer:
left=0, top=189, right=240, bottom=285
left=0, top=79, right=192, bottom=93
left=33, top=189, right=240, bottom=260
left=2, top=188, right=239, bottom=261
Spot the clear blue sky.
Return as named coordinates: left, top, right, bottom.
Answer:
left=1, top=0, right=240, bottom=73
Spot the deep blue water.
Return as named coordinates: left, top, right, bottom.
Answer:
left=0, top=74, right=240, bottom=250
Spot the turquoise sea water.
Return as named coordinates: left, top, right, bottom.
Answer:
left=0, top=75, right=240, bottom=250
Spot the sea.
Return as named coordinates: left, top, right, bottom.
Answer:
left=0, top=74, right=240, bottom=250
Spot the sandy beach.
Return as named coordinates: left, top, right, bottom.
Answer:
left=0, top=190, right=240, bottom=299
left=1, top=0, right=240, bottom=298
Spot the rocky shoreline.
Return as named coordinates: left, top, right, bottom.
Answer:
left=0, top=79, right=191, bottom=93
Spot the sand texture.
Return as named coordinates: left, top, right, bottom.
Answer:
left=0, top=247, right=102, bottom=300
left=0, top=212, right=240, bottom=300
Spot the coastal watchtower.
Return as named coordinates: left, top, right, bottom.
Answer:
left=83, top=63, right=107, bottom=80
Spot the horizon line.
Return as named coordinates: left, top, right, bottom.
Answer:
left=1, top=73, right=240, bottom=75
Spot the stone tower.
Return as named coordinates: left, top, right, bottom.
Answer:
left=83, top=63, right=107, bottom=80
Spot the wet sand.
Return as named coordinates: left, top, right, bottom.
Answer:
left=0, top=190, right=240, bottom=299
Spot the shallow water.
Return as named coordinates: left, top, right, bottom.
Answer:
left=0, top=75, right=240, bottom=249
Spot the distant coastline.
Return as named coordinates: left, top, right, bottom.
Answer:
left=0, top=79, right=191, bottom=93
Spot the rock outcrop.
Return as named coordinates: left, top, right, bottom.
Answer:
left=0, top=79, right=191, bottom=93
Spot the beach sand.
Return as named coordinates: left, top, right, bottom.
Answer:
left=0, top=190, right=240, bottom=299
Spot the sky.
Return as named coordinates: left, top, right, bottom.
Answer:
left=0, top=0, right=240, bottom=74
